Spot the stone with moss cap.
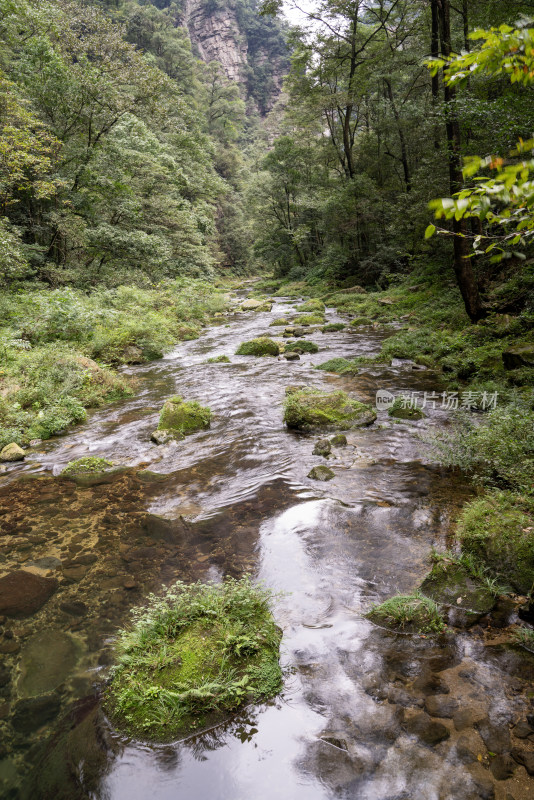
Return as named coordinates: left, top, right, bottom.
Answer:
left=105, top=577, right=283, bottom=740
left=284, top=388, right=376, bottom=431
left=0, top=443, right=25, bottom=462
left=316, top=358, right=358, bottom=376
left=284, top=340, right=318, bottom=354
left=388, top=399, right=425, bottom=420
left=61, top=457, right=119, bottom=487
left=154, top=396, right=211, bottom=442
left=236, top=338, right=280, bottom=357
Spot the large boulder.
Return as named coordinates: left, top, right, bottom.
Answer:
left=284, top=388, right=376, bottom=431
left=0, top=570, right=58, bottom=618
left=0, top=443, right=25, bottom=462
left=502, top=345, right=534, bottom=370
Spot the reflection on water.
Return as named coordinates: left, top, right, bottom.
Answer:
left=0, top=295, right=533, bottom=800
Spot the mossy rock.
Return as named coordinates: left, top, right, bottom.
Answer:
left=269, top=318, right=289, bottom=327
left=206, top=355, right=230, bottom=363
left=388, top=400, right=425, bottom=420
left=316, top=358, right=358, bottom=376
left=158, top=396, right=211, bottom=437
left=313, top=438, right=331, bottom=457
left=502, top=345, right=534, bottom=370
left=284, top=340, right=318, bottom=354
left=61, top=457, right=119, bottom=486
left=284, top=388, right=376, bottom=431
left=0, top=443, right=25, bottom=462
left=236, top=338, right=280, bottom=357
left=241, top=298, right=263, bottom=311
left=308, top=465, right=335, bottom=481
left=350, top=317, right=373, bottom=326
left=296, top=313, right=325, bottom=326
left=421, top=564, right=495, bottom=627
left=456, top=493, right=534, bottom=595
left=296, top=299, right=325, bottom=313
left=330, top=434, right=347, bottom=446
left=105, top=577, right=283, bottom=740
left=367, top=592, right=445, bottom=634
left=322, top=323, right=345, bottom=333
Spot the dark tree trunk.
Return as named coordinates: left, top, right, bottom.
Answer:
left=438, top=0, right=485, bottom=322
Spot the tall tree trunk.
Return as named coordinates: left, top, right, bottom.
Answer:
left=430, top=0, right=440, bottom=149
left=438, top=0, right=485, bottom=321
left=384, top=78, right=411, bottom=191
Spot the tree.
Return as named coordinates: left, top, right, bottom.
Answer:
left=427, top=19, right=534, bottom=267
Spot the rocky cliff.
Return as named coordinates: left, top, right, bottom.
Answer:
left=180, top=0, right=289, bottom=112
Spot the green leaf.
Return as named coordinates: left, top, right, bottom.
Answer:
left=424, top=224, right=436, bottom=239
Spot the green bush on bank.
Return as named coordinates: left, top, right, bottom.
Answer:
left=0, top=279, right=229, bottom=448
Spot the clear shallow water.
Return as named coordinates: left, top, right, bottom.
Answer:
left=1, top=293, right=533, bottom=800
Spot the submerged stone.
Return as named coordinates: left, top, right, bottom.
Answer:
left=284, top=388, right=376, bottom=431
left=18, top=630, right=79, bottom=697
left=12, top=694, right=61, bottom=733
left=0, top=570, right=57, bottom=618
left=0, top=443, right=25, bottom=462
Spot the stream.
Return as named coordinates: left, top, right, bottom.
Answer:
left=0, top=290, right=533, bottom=800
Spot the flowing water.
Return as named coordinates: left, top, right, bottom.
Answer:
left=1, top=291, right=533, bottom=800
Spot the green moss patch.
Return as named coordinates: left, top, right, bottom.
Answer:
left=284, top=340, right=319, bottom=354
left=106, top=577, right=283, bottom=740
left=296, top=313, right=325, bottom=326
left=236, top=338, right=280, bottom=357
left=158, top=396, right=211, bottom=437
left=269, top=318, right=289, bottom=326
left=420, top=562, right=495, bottom=625
left=296, top=299, right=325, bottom=313
left=322, top=323, right=345, bottom=332
left=367, top=592, right=445, bottom=634
left=61, top=457, right=118, bottom=486
left=284, top=388, right=376, bottom=430
left=388, top=398, right=425, bottom=420
left=456, top=492, right=534, bottom=595
left=206, top=355, right=230, bottom=363
left=350, top=317, right=373, bottom=326
left=316, top=358, right=359, bottom=376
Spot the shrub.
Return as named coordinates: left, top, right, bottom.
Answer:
left=106, top=577, right=283, bottom=739
left=427, top=400, right=534, bottom=491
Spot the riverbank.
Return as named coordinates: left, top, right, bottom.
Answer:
left=0, top=279, right=235, bottom=451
